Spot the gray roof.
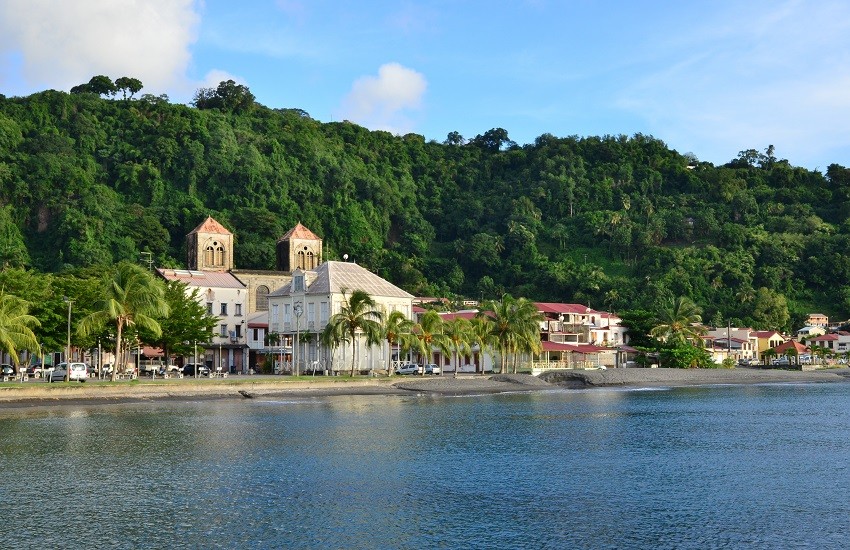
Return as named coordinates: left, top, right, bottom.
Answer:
left=157, top=268, right=246, bottom=289
left=269, top=261, right=413, bottom=299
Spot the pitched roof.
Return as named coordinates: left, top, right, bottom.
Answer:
left=269, top=261, right=413, bottom=299
left=157, top=268, right=246, bottom=289
left=279, top=222, right=321, bottom=242
left=189, top=216, right=232, bottom=236
left=535, top=303, right=595, bottom=315
left=774, top=340, right=808, bottom=354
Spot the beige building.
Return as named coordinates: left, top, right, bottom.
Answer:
left=267, top=261, right=414, bottom=375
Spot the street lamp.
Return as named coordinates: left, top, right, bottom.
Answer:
left=294, top=303, right=303, bottom=376
left=63, top=296, right=73, bottom=382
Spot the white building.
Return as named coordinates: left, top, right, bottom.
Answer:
left=267, top=261, right=414, bottom=375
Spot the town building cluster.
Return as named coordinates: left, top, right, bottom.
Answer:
left=150, top=217, right=849, bottom=375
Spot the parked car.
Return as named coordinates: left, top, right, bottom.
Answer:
left=29, top=363, right=54, bottom=378
left=1, top=364, right=16, bottom=377
left=394, top=364, right=421, bottom=375
left=48, top=362, right=88, bottom=382
left=772, top=357, right=791, bottom=366
left=182, top=364, right=210, bottom=377
left=424, top=364, right=441, bottom=375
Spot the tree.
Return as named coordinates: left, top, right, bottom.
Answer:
left=323, top=289, right=383, bottom=377
left=443, top=317, right=472, bottom=378
left=650, top=296, right=705, bottom=347
left=77, top=262, right=169, bottom=381
left=114, top=77, right=143, bottom=99
left=138, top=281, right=216, bottom=363
left=383, top=309, right=414, bottom=376
left=483, top=294, right=542, bottom=374
left=192, top=80, right=255, bottom=113
left=0, top=293, right=41, bottom=367
left=412, top=310, right=449, bottom=373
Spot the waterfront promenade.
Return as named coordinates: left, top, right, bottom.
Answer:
left=1, top=367, right=849, bottom=407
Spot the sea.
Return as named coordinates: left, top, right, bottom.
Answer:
left=2, top=382, right=849, bottom=549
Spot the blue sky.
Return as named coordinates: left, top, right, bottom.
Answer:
left=2, top=0, right=849, bottom=170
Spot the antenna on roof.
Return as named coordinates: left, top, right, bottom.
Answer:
left=343, top=254, right=348, bottom=262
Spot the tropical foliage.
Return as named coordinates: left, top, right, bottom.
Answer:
left=1, top=81, right=848, bottom=331
left=77, top=262, right=169, bottom=380
left=0, top=293, right=41, bottom=365
left=322, top=289, right=383, bottom=377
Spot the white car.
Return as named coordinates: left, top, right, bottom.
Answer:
left=424, top=364, right=441, bottom=375
left=394, top=364, right=421, bottom=375
left=48, top=362, right=88, bottom=382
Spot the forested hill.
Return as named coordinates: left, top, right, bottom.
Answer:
left=1, top=81, right=849, bottom=331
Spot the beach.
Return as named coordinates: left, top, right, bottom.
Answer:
left=1, top=367, right=849, bottom=408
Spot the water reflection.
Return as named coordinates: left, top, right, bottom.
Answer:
left=2, top=385, right=850, bottom=548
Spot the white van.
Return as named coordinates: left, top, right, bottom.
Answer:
left=48, top=362, right=88, bottom=382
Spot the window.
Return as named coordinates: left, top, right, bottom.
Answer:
left=271, top=304, right=279, bottom=324
left=206, top=302, right=213, bottom=315
left=307, top=303, right=315, bottom=323
left=220, top=303, right=228, bottom=315
left=220, top=324, right=228, bottom=337
left=293, top=274, right=304, bottom=292
left=235, top=303, right=242, bottom=316
left=284, top=304, right=291, bottom=324
left=235, top=324, right=242, bottom=338
left=255, top=286, right=269, bottom=311
left=320, top=302, right=329, bottom=323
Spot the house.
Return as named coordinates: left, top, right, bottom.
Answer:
left=435, top=311, right=494, bottom=373
left=751, top=330, right=786, bottom=357
left=157, top=268, right=248, bottom=372
left=702, top=327, right=759, bottom=363
left=806, top=313, right=829, bottom=328
left=267, top=261, right=414, bottom=375
left=807, top=331, right=850, bottom=357
left=796, top=326, right=826, bottom=339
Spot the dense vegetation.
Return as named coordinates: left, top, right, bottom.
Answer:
left=2, top=77, right=849, bottom=333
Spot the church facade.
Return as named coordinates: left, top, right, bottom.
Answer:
left=158, top=216, right=324, bottom=373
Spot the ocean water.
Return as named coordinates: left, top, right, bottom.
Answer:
left=2, top=383, right=849, bottom=549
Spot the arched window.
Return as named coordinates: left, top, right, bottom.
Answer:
left=204, top=245, right=215, bottom=266
left=296, top=250, right=306, bottom=270
left=214, top=244, right=225, bottom=266
left=256, top=286, right=270, bottom=311
left=306, top=251, right=315, bottom=269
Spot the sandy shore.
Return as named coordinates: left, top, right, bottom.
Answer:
left=1, top=368, right=848, bottom=408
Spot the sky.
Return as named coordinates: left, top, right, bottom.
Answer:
left=1, top=0, right=849, bottom=171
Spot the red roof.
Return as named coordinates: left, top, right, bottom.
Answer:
left=439, top=311, right=478, bottom=321
left=279, top=222, right=321, bottom=241
left=774, top=340, right=808, bottom=354
left=535, top=303, right=596, bottom=314
left=190, top=216, right=231, bottom=235
left=809, top=334, right=838, bottom=342
left=541, top=341, right=608, bottom=353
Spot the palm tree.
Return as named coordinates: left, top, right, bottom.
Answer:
left=469, top=315, right=495, bottom=373
left=0, top=293, right=41, bottom=368
left=650, top=295, right=705, bottom=346
left=383, top=310, right=413, bottom=376
left=485, top=294, right=543, bottom=374
left=412, top=310, right=449, bottom=374
left=443, top=317, right=472, bottom=378
left=324, top=289, right=383, bottom=377
left=77, top=262, right=169, bottom=381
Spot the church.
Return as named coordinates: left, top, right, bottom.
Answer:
left=157, top=217, right=324, bottom=373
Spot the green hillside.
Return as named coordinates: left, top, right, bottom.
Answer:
left=1, top=79, right=849, bottom=331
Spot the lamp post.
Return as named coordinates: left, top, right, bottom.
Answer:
left=193, top=340, right=198, bottom=378
left=63, top=296, right=73, bottom=382
left=294, top=303, right=303, bottom=376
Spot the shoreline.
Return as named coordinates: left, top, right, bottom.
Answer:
left=1, top=368, right=848, bottom=410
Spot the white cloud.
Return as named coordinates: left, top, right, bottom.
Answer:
left=0, top=0, right=200, bottom=97
left=339, top=62, right=427, bottom=134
